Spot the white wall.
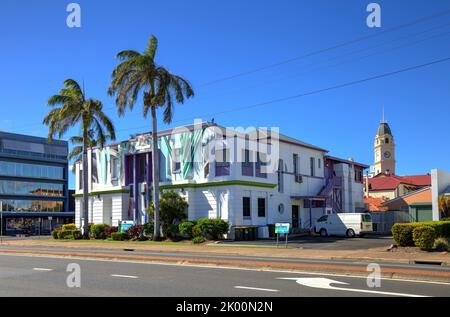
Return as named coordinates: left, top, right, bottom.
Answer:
left=431, top=169, right=450, bottom=220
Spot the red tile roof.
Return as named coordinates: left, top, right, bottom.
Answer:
left=364, top=197, right=389, bottom=211
left=366, top=174, right=431, bottom=191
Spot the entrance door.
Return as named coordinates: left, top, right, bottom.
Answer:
left=292, top=205, right=300, bottom=229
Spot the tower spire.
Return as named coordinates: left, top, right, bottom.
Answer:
left=381, top=106, right=385, bottom=123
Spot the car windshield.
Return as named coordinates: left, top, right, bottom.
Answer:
left=362, top=214, right=372, bottom=222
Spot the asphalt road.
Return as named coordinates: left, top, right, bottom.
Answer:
left=0, top=254, right=449, bottom=297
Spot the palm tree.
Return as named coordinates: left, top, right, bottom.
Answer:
left=108, top=35, right=194, bottom=240
left=44, top=79, right=116, bottom=239
left=68, top=130, right=112, bottom=173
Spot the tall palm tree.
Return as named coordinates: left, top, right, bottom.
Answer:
left=108, top=35, right=194, bottom=240
left=44, top=79, right=116, bottom=239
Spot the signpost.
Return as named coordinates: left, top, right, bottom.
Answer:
left=119, top=221, right=135, bottom=233
left=275, top=223, right=290, bottom=248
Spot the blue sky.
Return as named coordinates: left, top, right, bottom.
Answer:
left=1, top=0, right=450, bottom=189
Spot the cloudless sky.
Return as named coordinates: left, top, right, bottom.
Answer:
left=1, top=0, right=450, bottom=189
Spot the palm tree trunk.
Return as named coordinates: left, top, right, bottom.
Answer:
left=82, top=133, right=90, bottom=239
left=151, top=105, right=161, bottom=240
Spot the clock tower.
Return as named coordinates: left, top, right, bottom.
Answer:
left=374, top=116, right=395, bottom=175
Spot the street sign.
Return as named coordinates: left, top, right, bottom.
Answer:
left=275, top=223, right=290, bottom=234
left=275, top=223, right=290, bottom=248
left=119, top=221, right=135, bottom=233
left=48, top=217, right=53, bottom=221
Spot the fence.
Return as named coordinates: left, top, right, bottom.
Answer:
left=370, top=210, right=410, bottom=235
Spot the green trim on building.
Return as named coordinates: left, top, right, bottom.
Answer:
left=160, top=180, right=277, bottom=190
left=73, top=189, right=130, bottom=198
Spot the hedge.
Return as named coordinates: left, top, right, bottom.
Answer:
left=90, top=224, right=110, bottom=240
left=111, top=232, right=129, bottom=241
left=392, top=221, right=450, bottom=248
left=412, top=226, right=436, bottom=251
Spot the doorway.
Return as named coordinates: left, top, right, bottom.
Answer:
left=292, top=205, right=300, bottom=229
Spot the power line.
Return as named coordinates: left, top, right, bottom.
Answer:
left=199, top=8, right=450, bottom=87
left=9, top=9, right=450, bottom=135
left=193, top=21, right=450, bottom=103
left=115, top=55, right=450, bottom=132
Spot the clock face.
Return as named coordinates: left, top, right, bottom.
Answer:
left=384, top=151, right=391, bottom=159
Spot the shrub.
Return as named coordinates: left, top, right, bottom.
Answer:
left=192, top=236, right=206, bottom=244
left=52, top=229, right=61, bottom=239
left=62, top=223, right=77, bottom=231
left=179, top=221, right=196, bottom=238
left=104, top=226, right=118, bottom=238
left=196, top=218, right=229, bottom=240
left=413, top=226, right=436, bottom=251
left=57, top=230, right=73, bottom=240
left=149, top=191, right=188, bottom=236
left=111, top=232, right=129, bottom=241
left=127, top=225, right=144, bottom=239
left=418, top=221, right=450, bottom=238
left=192, top=224, right=202, bottom=238
left=90, top=224, right=110, bottom=240
left=434, top=238, right=450, bottom=252
left=143, top=222, right=154, bottom=236
left=72, top=230, right=83, bottom=240
left=165, top=224, right=180, bottom=239
left=392, top=223, right=422, bottom=247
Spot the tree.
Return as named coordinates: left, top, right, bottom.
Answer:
left=68, top=130, right=112, bottom=173
left=148, top=191, right=188, bottom=237
left=44, top=79, right=116, bottom=239
left=108, top=35, right=194, bottom=240
left=438, top=195, right=450, bottom=219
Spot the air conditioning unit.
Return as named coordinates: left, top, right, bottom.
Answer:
left=140, top=183, right=147, bottom=195
left=295, top=174, right=303, bottom=183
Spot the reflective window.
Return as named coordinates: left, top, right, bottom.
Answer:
left=0, top=200, right=64, bottom=212
left=0, top=161, right=64, bottom=180
left=0, top=180, right=64, bottom=197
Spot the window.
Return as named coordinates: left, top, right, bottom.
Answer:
left=243, top=197, right=251, bottom=218
left=385, top=138, right=389, bottom=144
left=111, top=157, right=118, bottom=180
left=355, top=168, right=363, bottom=183
left=91, top=153, right=98, bottom=184
left=310, top=157, right=315, bottom=177
left=258, top=198, right=266, bottom=218
left=293, top=154, right=299, bottom=175
left=172, top=148, right=181, bottom=174
left=277, top=159, right=284, bottom=193
left=318, top=158, right=321, bottom=169
left=256, top=152, right=267, bottom=178
left=317, top=215, right=328, bottom=222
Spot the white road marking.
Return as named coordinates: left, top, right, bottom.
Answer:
left=111, top=274, right=138, bottom=279
left=279, top=277, right=430, bottom=297
left=234, top=286, right=279, bottom=292
left=3, top=253, right=448, bottom=286
left=33, top=268, right=53, bottom=271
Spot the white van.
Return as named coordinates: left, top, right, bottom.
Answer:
left=314, top=213, right=373, bottom=238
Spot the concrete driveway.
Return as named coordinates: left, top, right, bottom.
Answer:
left=217, top=234, right=394, bottom=251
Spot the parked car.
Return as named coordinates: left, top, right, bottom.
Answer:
left=314, top=213, right=373, bottom=238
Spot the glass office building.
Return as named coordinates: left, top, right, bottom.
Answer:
left=0, top=132, right=73, bottom=235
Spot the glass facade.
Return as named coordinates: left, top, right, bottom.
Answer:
left=0, top=199, right=64, bottom=212
left=0, top=161, right=65, bottom=180
left=0, top=180, right=64, bottom=197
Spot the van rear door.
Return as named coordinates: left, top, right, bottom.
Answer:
left=361, top=214, right=373, bottom=232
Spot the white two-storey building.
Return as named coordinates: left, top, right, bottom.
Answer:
left=74, top=122, right=367, bottom=238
